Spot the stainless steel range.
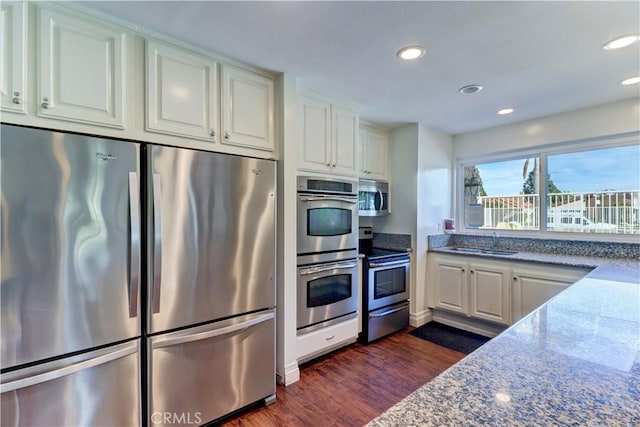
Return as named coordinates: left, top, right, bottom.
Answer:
left=359, top=227, right=410, bottom=343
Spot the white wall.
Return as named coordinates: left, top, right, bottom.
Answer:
left=372, top=123, right=454, bottom=325
left=275, top=73, right=300, bottom=386
left=372, top=124, right=419, bottom=234
left=415, top=125, right=453, bottom=322
left=454, top=98, right=640, bottom=159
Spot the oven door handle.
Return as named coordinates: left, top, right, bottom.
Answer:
left=369, top=259, right=410, bottom=268
left=299, top=262, right=358, bottom=276
left=369, top=305, right=408, bottom=318
left=299, top=195, right=357, bottom=204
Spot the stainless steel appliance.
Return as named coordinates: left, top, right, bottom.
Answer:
left=0, top=124, right=277, bottom=427
left=297, top=250, right=359, bottom=332
left=358, top=179, right=389, bottom=216
left=297, top=176, right=358, bottom=255
left=296, top=176, right=359, bottom=334
left=359, top=227, right=410, bottom=343
left=145, top=145, right=276, bottom=426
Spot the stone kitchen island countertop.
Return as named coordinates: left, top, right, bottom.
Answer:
left=368, top=249, right=640, bottom=426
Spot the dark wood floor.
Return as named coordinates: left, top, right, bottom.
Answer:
left=221, top=328, right=465, bottom=427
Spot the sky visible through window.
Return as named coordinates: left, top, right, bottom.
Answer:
left=476, top=145, right=640, bottom=196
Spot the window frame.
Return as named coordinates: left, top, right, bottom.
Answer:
left=455, top=132, right=640, bottom=243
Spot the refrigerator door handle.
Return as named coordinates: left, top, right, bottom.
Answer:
left=151, top=312, right=275, bottom=349
left=128, top=172, right=140, bottom=318
left=0, top=342, right=138, bottom=393
left=152, top=173, right=163, bottom=314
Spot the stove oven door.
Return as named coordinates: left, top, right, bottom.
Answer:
left=367, top=257, right=410, bottom=311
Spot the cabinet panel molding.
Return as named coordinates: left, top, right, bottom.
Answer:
left=146, top=40, right=218, bottom=141
left=1, top=1, right=27, bottom=114
left=38, top=7, right=126, bottom=128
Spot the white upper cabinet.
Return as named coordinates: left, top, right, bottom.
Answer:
left=38, top=8, right=127, bottom=128
left=298, top=95, right=358, bottom=176
left=298, top=96, right=331, bottom=172
left=359, top=125, right=389, bottom=181
left=146, top=40, right=218, bottom=142
left=330, top=106, right=358, bottom=176
left=1, top=1, right=27, bottom=114
left=221, top=64, right=274, bottom=151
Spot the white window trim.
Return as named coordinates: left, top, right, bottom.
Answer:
left=455, top=131, right=640, bottom=243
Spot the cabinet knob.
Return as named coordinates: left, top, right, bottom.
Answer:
left=224, top=131, right=230, bottom=140
left=470, top=270, right=474, bottom=274
left=12, top=91, right=21, bottom=104
left=41, top=97, right=50, bottom=109
left=326, top=163, right=331, bottom=167
left=513, top=277, right=518, bottom=281
left=332, top=163, right=337, bottom=168
left=461, top=268, right=465, bottom=272
left=210, top=129, right=216, bottom=137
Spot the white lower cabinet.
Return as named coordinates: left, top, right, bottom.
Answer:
left=431, top=255, right=510, bottom=326
left=511, top=266, right=588, bottom=322
left=469, top=264, right=511, bottom=325
left=429, top=253, right=591, bottom=329
left=296, top=317, right=358, bottom=363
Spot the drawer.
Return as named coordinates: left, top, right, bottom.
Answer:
left=297, top=317, right=358, bottom=363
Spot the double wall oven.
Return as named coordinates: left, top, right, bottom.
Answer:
left=297, top=176, right=359, bottom=334
left=359, top=227, right=410, bottom=343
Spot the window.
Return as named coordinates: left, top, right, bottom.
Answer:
left=463, top=157, right=540, bottom=231
left=461, top=142, right=640, bottom=236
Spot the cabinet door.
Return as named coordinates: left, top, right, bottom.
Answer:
left=469, top=265, right=510, bottom=325
left=38, top=8, right=126, bottom=128
left=331, top=106, right=358, bottom=176
left=512, top=274, right=571, bottom=322
left=363, top=128, right=389, bottom=180
left=0, top=1, right=26, bottom=113
left=433, top=261, right=468, bottom=315
left=298, top=96, right=331, bottom=172
left=221, top=65, right=274, bottom=151
left=146, top=40, right=218, bottom=142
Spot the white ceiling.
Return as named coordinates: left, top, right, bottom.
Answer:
left=77, top=1, right=640, bottom=135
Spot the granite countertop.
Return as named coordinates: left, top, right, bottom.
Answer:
left=368, top=247, right=640, bottom=426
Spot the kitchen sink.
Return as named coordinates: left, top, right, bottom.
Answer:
left=448, top=247, right=517, bottom=256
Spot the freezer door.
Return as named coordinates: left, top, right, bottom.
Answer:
left=1, top=340, right=140, bottom=426
left=148, top=310, right=275, bottom=426
left=148, top=146, right=276, bottom=332
left=0, top=125, right=141, bottom=369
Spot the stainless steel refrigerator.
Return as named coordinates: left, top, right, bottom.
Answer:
left=0, top=125, right=276, bottom=426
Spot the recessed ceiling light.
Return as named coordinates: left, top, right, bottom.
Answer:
left=620, top=75, right=640, bottom=85
left=603, top=34, right=640, bottom=50
left=497, top=108, right=514, bottom=115
left=458, top=84, right=483, bottom=95
left=396, top=46, right=425, bottom=61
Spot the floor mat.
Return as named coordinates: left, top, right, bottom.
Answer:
left=409, top=322, right=491, bottom=354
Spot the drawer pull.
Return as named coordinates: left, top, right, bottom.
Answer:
left=325, top=335, right=335, bottom=341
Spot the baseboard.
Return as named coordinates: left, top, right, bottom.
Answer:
left=409, top=309, right=433, bottom=327
left=431, top=310, right=506, bottom=338
left=276, top=361, right=300, bottom=386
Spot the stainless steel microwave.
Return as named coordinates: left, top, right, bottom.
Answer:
left=358, top=179, right=389, bottom=216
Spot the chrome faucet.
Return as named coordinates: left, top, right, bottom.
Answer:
left=492, top=231, right=499, bottom=250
